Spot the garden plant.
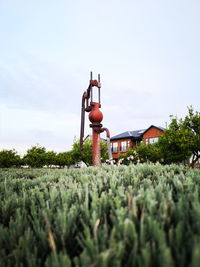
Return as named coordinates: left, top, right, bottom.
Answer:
left=0, top=164, right=200, bottom=266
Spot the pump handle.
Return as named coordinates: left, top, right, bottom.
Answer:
left=80, top=92, right=86, bottom=151
left=80, top=72, right=101, bottom=152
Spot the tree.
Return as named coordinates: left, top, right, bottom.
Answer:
left=0, top=149, right=21, bottom=168
left=159, top=107, right=200, bottom=166
left=119, top=142, right=161, bottom=165
left=56, top=152, right=73, bottom=168
left=23, top=146, right=47, bottom=168
left=182, top=107, right=200, bottom=166
left=117, top=107, right=200, bottom=166
left=70, top=138, right=108, bottom=166
left=45, top=151, right=57, bottom=167
left=135, top=142, right=162, bottom=163
left=159, top=118, right=190, bottom=164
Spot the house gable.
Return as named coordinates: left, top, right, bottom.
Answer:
left=110, top=125, right=165, bottom=160
left=142, top=125, right=164, bottom=144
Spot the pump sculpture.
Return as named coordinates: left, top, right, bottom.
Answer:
left=80, top=72, right=113, bottom=166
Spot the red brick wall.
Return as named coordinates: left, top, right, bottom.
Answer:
left=111, top=138, right=135, bottom=159
left=111, top=127, right=164, bottom=159
left=142, top=127, right=163, bottom=144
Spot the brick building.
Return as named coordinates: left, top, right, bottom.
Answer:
left=110, top=125, right=164, bottom=160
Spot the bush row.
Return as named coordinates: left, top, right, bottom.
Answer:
left=1, top=164, right=200, bottom=266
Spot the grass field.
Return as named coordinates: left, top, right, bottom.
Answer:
left=0, top=164, right=200, bottom=267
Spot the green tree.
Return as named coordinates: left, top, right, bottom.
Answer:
left=119, top=142, right=161, bottom=165
left=0, top=149, right=21, bottom=168
left=23, top=146, right=47, bottom=168
left=45, top=151, right=57, bottom=167
left=136, top=142, right=162, bottom=163
left=56, top=152, right=73, bottom=168
left=71, top=138, right=108, bottom=166
left=117, top=107, right=200, bottom=166
left=182, top=107, right=200, bottom=166
left=159, top=107, right=200, bottom=165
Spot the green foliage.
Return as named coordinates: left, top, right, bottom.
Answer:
left=71, top=138, right=108, bottom=165
left=159, top=106, right=200, bottom=165
left=159, top=118, right=191, bottom=164
left=23, top=146, right=73, bottom=168
left=45, top=151, right=57, bottom=167
left=120, top=107, right=200, bottom=166
left=136, top=142, right=162, bottom=163
left=182, top=107, right=200, bottom=166
left=56, top=152, right=73, bottom=168
left=0, top=164, right=200, bottom=266
left=23, top=146, right=47, bottom=168
left=119, top=143, right=161, bottom=165
left=119, top=148, right=138, bottom=165
left=0, top=149, right=21, bottom=168
left=0, top=138, right=109, bottom=168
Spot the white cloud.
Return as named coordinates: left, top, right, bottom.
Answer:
left=1, top=104, right=80, bottom=154
left=0, top=0, right=199, bottom=154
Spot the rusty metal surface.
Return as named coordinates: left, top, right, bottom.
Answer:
left=89, top=102, right=103, bottom=123
left=80, top=72, right=112, bottom=166
left=89, top=102, right=103, bottom=166
left=92, top=129, right=101, bottom=166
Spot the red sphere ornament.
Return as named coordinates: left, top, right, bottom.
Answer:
left=89, top=102, right=103, bottom=123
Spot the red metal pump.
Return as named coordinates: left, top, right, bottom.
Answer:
left=80, top=72, right=113, bottom=166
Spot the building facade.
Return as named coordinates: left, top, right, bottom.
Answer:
left=110, top=125, right=164, bottom=160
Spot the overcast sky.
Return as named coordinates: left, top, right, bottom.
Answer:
left=1, top=0, right=200, bottom=154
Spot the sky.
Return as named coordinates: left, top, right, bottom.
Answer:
left=1, top=0, right=200, bottom=155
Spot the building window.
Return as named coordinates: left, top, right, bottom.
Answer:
left=145, top=138, right=149, bottom=144
left=112, top=142, right=118, bottom=153
left=149, top=137, right=159, bottom=144
left=120, top=141, right=127, bottom=152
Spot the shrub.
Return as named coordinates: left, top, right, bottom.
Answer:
left=0, top=149, right=21, bottom=168
left=1, top=164, right=200, bottom=266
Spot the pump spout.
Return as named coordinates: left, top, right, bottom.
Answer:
left=101, top=128, right=113, bottom=165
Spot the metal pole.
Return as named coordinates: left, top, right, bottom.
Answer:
left=90, top=72, right=93, bottom=102
left=98, top=74, right=101, bottom=103
left=92, top=129, right=101, bottom=166
left=80, top=72, right=112, bottom=167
